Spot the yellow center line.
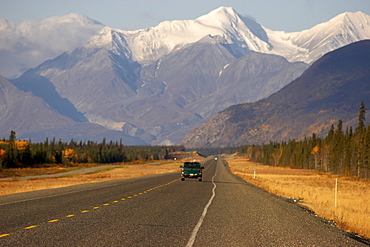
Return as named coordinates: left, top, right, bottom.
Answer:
left=24, top=225, right=37, bottom=229
left=2, top=179, right=179, bottom=239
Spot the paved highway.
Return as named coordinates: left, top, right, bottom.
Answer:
left=0, top=157, right=368, bottom=246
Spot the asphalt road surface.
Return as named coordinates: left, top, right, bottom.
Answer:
left=0, top=157, right=368, bottom=246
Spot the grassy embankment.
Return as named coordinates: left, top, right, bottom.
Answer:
left=0, top=161, right=183, bottom=196
left=226, top=156, right=370, bottom=240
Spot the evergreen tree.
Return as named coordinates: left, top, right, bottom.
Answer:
left=355, top=101, right=367, bottom=177
left=356, top=100, right=366, bottom=135
left=7, top=130, right=17, bottom=168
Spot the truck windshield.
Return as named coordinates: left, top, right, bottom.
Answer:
left=184, top=162, right=201, bottom=168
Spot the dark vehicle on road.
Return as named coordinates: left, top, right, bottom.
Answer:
left=180, top=161, right=204, bottom=181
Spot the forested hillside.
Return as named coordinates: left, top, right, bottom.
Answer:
left=240, top=102, right=370, bottom=179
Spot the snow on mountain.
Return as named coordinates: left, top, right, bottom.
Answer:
left=85, top=7, right=370, bottom=66
left=2, top=7, right=370, bottom=78
left=0, top=13, right=104, bottom=78
left=265, top=11, right=370, bottom=63
left=117, top=6, right=271, bottom=64
left=290, top=12, right=370, bottom=50
left=3, top=6, right=370, bottom=144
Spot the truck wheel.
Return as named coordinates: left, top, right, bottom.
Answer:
left=199, top=178, right=202, bottom=182
left=181, top=178, right=185, bottom=181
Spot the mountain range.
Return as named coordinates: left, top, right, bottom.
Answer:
left=180, top=40, right=370, bottom=148
left=1, top=7, right=370, bottom=144
left=0, top=75, right=145, bottom=144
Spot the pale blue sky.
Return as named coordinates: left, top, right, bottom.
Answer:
left=1, top=0, right=370, bottom=32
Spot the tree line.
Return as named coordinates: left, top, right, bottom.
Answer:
left=0, top=132, right=184, bottom=169
left=2, top=101, right=369, bottom=180
left=240, top=101, right=370, bottom=179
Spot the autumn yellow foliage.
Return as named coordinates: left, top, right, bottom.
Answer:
left=0, top=149, right=6, bottom=159
left=15, top=141, right=28, bottom=150
left=0, top=140, right=29, bottom=150
left=311, top=145, right=320, bottom=154
left=62, top=148, right=74, bottom=159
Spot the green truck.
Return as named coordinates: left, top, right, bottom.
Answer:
left=180, top=161, right=204, bottom=181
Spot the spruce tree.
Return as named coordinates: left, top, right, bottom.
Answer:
left=7, top=130, right=17, bottom=168
left=355, top=101, right=367, bottom=177
left=356, top=101, right=366, bottom=135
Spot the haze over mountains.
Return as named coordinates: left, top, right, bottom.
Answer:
left=1, top=7, right=370, bottom=144
left=0, top=14, right=104, bottom=79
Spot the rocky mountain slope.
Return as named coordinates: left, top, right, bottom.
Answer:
left=0, top=75, right=144, bottom=143
left=180, top=40, right=370, bottom=148
left=12, top=33, right=307, bottom=144
left=2, top=7, right=370, bottom=144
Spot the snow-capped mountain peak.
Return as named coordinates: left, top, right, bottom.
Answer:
left=119, top=6, right=271, bottom=64
left=304, top=11, right=370, bottom=35
left=196, top=6, right=240, bottom=24
left=87, top=27, right=133, bottom=59
left=1, top=7, right=370, bottom=78
left=332, top=11, right=369, bottom=26
left=264, top=11, right=370, bottom=63
left=88, top=26, right=114, bottom=47
left=43, top=13, right=103, bottom=26
left=14, top=13, right=103, bottom=34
